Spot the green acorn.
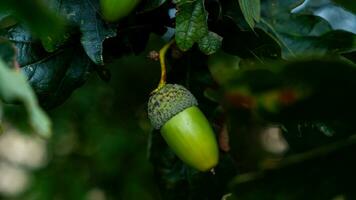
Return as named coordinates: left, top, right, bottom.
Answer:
left=148, top=84, right=219, bottom=172
left=100, top=0, right=140, bottom=22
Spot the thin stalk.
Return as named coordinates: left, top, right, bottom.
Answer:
left=152, top=40, right=175, bottom=94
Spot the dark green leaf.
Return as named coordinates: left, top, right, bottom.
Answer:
left=293, top=1, right=356, bottom=35
left=0, top=0, right=66, bottom=52
left=2, top=24, right=92, bottom=109
left=175, top=0, right=208, bottom=51
left=50, top=0, right=117, bottom=65
left=238, top=0, right=261, bottom=29
left=198, top=31, right=222, bottom=55
left=258, top=0, right=356, bottom=59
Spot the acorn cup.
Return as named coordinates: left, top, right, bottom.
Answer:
left=148, top=84, right=219, bottom=172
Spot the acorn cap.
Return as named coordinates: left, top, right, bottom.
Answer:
left=148, top=84, right=198, bottom=129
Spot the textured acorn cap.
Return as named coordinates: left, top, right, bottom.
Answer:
left=148, top=84, right=198, bottom=129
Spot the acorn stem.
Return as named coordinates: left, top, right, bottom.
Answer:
left=152, top=40, right=175, bottom=94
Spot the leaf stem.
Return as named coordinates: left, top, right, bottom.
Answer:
left=152, top=40, right=175, bottom=94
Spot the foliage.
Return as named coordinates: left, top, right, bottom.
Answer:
left=0, top=0, right=356, bottom=199
left=238, top=0, right=261, bottom=29
left=0, top=40, right=51, bottom=138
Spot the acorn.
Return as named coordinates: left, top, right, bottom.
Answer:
left=100, top=0, right=140, bottom=22
left=148, top=84, right=219, bottom=172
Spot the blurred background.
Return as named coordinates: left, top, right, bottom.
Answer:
left=1, top=46, right=163, bottom=199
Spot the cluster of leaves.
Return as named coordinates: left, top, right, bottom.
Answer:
left=0, top=0, right=356, bottom=199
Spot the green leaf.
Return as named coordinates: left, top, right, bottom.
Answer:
left=0, top=0, right=66, bottom=52
left=78, top=0, right=117, bottom=65
left=333, top=0, right=356, bottom=13
left=1, top=24, right=92, bottom=109
left=292, top=1, right=356, bottom=35
left=238, top=0, right=261, bottom=29
left=0, top=0, right=117, bottom=63
left=198, top=31, right=223, bottom=55
left=175, top=0, right=208, bottom=51
left=258, top=0, right=356, bottom=59
left=0, top=59, right=51, bottom=138
left=50, top=0, right=117, bottom=65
